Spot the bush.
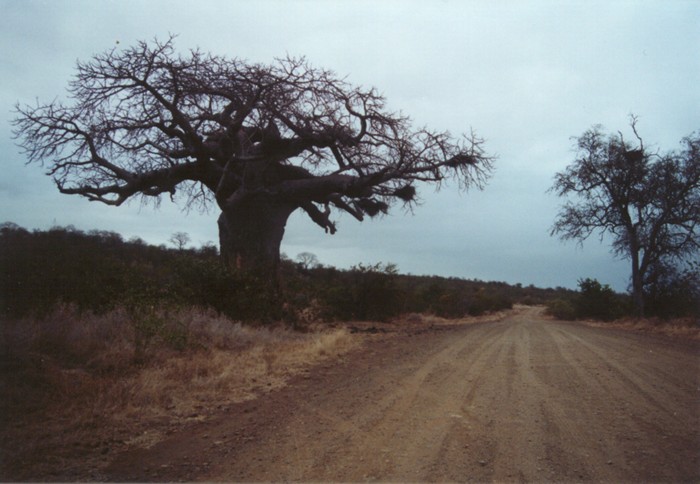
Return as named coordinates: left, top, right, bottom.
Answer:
left=465, top=292, right=513, bottom=316
left=644, top=261, right=700, bottom=319
left=545, top=279, right=626, bottom=321
left=576, top=278, right=625, bottom=321
left=546, top=298, right=577, bottom=320
left=433, top=292, right=469, bottom=318
left=320, top=263, right=402, bottom=321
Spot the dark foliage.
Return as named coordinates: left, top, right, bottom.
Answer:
left=1, top=223, right=599, bottom=324
left=546, top=278, right=629, bottom=322
left=545, top=299, right=578, bottom=321
left=0, top=223, right=274, bottom=321
left=575, top=278, right=626, bottom=321
left=318, top=263, right=401, bottom=321
left=644, top=261, right=700, bottom=319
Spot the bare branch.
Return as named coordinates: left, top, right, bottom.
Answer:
left=14, top=37, right=494, bottom=237
left=550, top=118, right=700, bottom=316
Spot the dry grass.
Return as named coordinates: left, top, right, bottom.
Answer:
left=0, top=305, right=359, bottom=480
left=0, top=304, right=514, bottom=479
left=585, top=315, right=700, bottom=340
left=393, top=308, right=513, bottom=328
left=541, top=303, right=700, bottom=340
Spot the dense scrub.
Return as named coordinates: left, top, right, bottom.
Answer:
left=0, top=223, right=572, bottom=324
left=546, top=277, right=699, bottom=322
left=4, top=223, right=695, bottom=326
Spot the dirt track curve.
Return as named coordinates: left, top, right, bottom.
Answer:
left=106, top=307, right=700, bottom=482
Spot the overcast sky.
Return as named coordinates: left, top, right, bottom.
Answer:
left=1, top=0, right=698, bottom=291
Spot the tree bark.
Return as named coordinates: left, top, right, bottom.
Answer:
left=217, top=196, right=297, bottom=288
left=630, top=249, right=645, bottom=318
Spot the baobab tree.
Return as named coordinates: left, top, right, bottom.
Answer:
left=13, top=37, right=493, bottom=286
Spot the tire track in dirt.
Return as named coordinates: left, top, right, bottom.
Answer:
left=540, top=322, right=700, bottom=481
left=105, top=306, right=700, bottom=482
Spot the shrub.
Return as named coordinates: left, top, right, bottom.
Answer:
left=433, top=292, right=469, bottom=318
left=546, top=298, right=578, bottom=320
left=576, top=278, right=625, bottom=321
left=644, top=261, right=700, bottom=319
left=320, top=263, right=402, bottom=321
left=465, top=292, right=513, bottom=316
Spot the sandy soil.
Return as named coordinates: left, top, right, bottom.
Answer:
left=101, top=306, right=700, bottom=482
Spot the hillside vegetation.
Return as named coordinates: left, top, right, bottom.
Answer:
left=0, top=223, right=572, bottom=323
left=3, top=223, right=696, bottom=331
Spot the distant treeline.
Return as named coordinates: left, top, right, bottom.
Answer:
left=0, top=223, right=569, bottom=323
left=2, top=223, right=695, bottom=324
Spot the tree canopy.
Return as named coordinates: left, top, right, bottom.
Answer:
left=550, top=117, right=699, bottom=316
left=13, top=37, right=493, bottom=278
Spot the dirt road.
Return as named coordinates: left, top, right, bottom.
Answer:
left=106, top=307, right=700, bottom=482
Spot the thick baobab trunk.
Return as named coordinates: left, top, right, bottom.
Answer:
left=217, top=197, right=297, bottom=286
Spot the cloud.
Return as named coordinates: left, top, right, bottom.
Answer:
left=1, top=0, right=698, bottom=292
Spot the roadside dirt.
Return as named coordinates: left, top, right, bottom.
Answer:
left=101, top=306, right=700, bottom=482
